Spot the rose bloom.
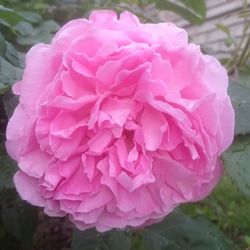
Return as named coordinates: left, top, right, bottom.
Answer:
left=6, top=10, right=234, bottom=232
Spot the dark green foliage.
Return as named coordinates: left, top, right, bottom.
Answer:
left=154, top=0, right=206, bottom=24
left=0, top=3, right=59, bottom=96
left=0, top=191, right=38, bottom=250
left=71, top=211, right=231, bottom=250
left=0, top=56, right=22, bottom=94
left=228, top=81, right=250, bottom=135
left=223, top=136, right=250, bottom=198
left=0, top=6, right=52, bottom=250
left=72, top=228, right=132, bottom=250
left=183, top=176, right=250, bottom=249
left=0, top=5, right=24, bottom=25
left=139, top=212, right=232, bottom=250
left=0, top=155, right=17, bottom=190
left=16, top=20, right=59, bottom=45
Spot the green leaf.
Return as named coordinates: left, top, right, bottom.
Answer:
left=0, top=76, right=10, bottom=94
left=5, top=42, right=23, bottom=68
left=244, top=236, right=250, bottom=246
left=1, top=195, right=38, bottom=250
left=0, top=154, right=17, bottom=190
left=72, top=229, right=100, bottom=250
left=0, top=56, right=22, bottom=94
left=182, top=0, right=206, bottom=19
left=228, top=81, right=250, bottom=135
left=224, top=37, right=234, bottom=47
left=16, top=20, right=59, bottom=46
left=72, top=211, right=231, bottom=250
left=237, top=69, right=250, bottom=87
left=223, top=136, right=250, bottom=198
left=3, top=89, right=18, bottom=118
left=141, top=211, right=232, bottom=250
left=0, top=32, right=23, bottom=79
left=0, top=17, right=12, bottom=29
left=0, top=5, right=23, bottom=25
left=72, top=228, right=132, bottom=250
left=19, top=11, right=42, bottom=24
left=216, top=24, right=230, bottom=36
left=15, top=21, right=35, bottom=36
left=103, top=230, right=132, bottom=250
left=155, top=0, right=206, bottom=24
left=0, top=56, right=22, bottom=78
left=0, top=32, right=6, bottom=56
left=40, top=20, right=60, bottom=33
left=216, top=24, right=236, bottom=48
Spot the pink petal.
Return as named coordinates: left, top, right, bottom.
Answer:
left=18, top=150, right=52, bottom=178
left=88, top=130, right=112, bottom=154
left=89, top=10, right=118, bottom=26
left=14, top=171, right=45, bottom=206
left=77, top=188, right=112, bottom=213
left=20, top=44, right=61, bottom=115
left=151, top=56, right=172, bottom=83
left=141, top=105, right=166, bottom=151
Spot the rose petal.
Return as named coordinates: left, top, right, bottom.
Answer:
left=141, top=105, right=166, bottom=151
left=14, top=171, right=45, bottom=206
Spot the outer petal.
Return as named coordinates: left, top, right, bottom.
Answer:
left=14, top=171, right=45, bottom=206
left=19, top=44, right=61, bottom=115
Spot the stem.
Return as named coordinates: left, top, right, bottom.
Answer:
left=237, top=35, right=250, bottom=67
left=226, top=3, right=250, bottom=73
left=241, top=50, right=250, bottom=66
left=228, top=33, right=250, bottom=75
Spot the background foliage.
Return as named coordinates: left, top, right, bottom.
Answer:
left=0, top=0, right=250, bottom=249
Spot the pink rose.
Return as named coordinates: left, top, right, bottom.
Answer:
left=6, top=10, right=234, bottom=232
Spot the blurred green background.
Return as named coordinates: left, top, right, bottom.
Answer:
left=0, top=1, right=250, bottom=249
